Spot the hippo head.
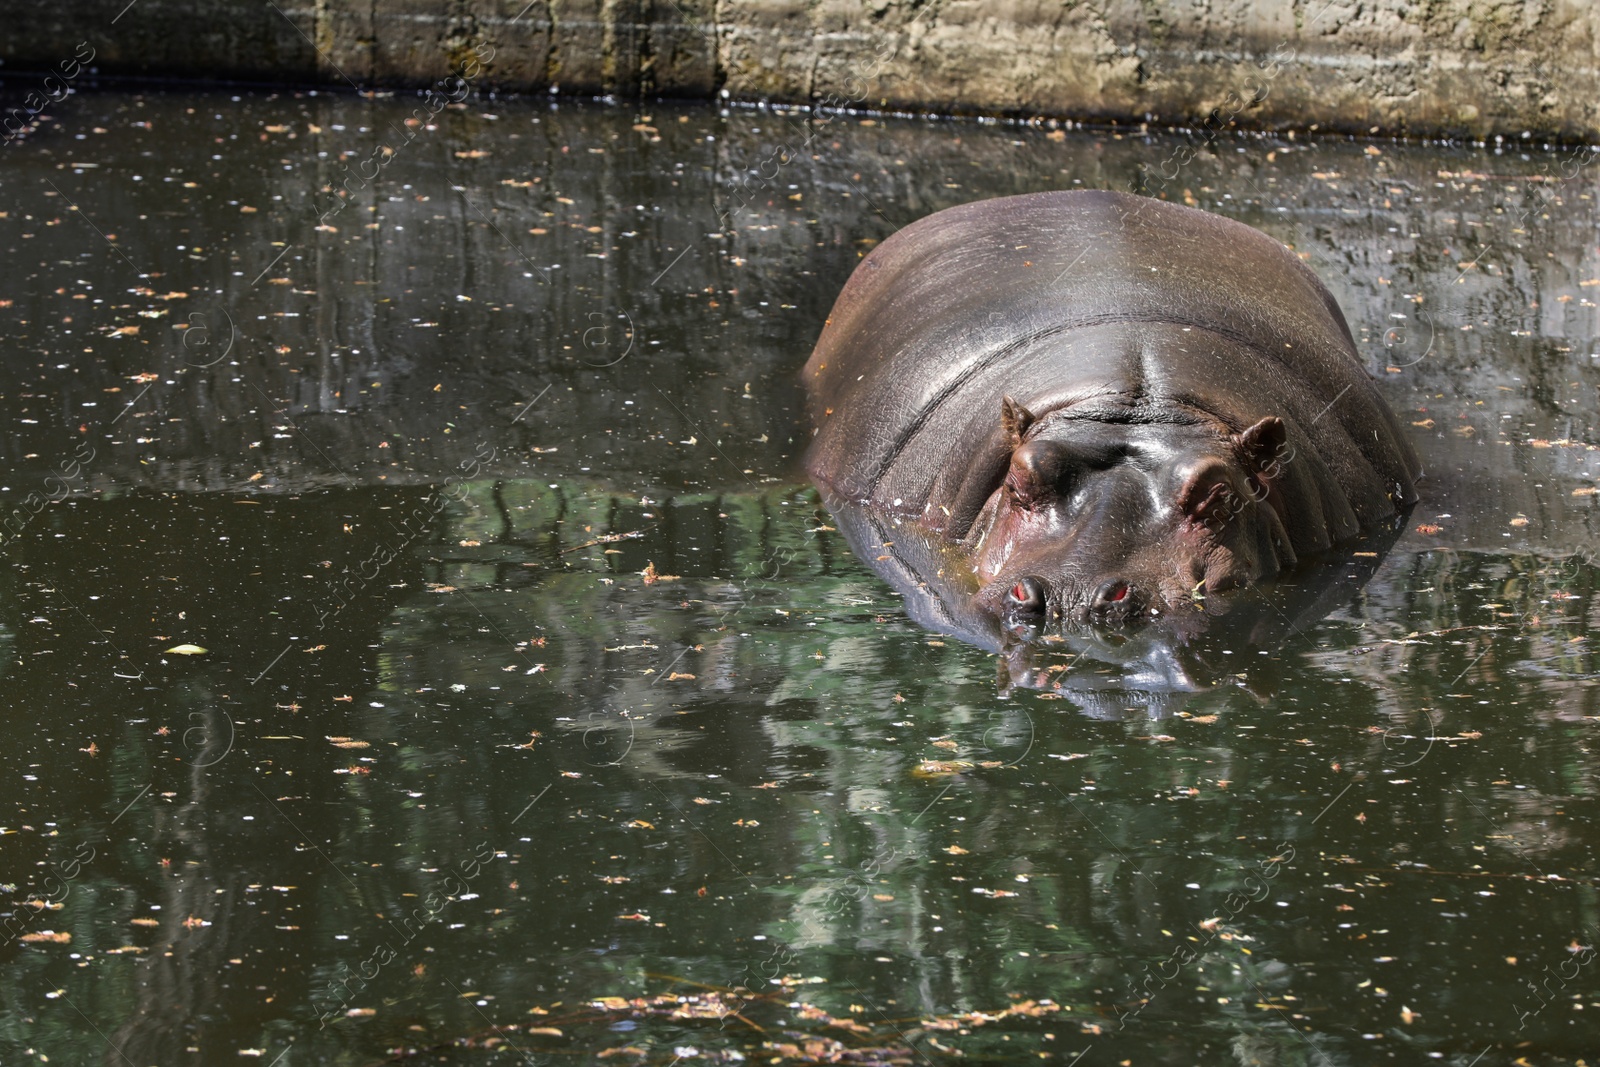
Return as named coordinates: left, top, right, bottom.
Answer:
left=968, top=396, right=1299, bottom=634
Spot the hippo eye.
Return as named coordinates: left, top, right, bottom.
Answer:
left=1005, top=441, right=1075, bottom=509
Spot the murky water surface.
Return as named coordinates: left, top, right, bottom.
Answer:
left=0, top=89, right=1597, bottom=1066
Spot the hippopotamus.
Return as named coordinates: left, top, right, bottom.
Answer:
left=804, top=189, right=1420, bottom=638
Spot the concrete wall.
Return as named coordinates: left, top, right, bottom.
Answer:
left=1, top=1, right=1596, bottom=142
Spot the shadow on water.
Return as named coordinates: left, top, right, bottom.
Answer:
left=0, top=88, right=1596, bottom=1065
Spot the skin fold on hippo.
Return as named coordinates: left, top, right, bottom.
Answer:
left=805, top=189, right=1420, bottom=641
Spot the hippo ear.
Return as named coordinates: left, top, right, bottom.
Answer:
left=1231, top=416, right=1291, bottom=501
left=1231, top=417, right=1288, bottom=475
left=1001, top=396, right=1035, bottom=447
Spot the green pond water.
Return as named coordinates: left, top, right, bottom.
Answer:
left=0, top=88, right=1596, bottom=1066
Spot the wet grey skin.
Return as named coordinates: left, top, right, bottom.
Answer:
left=804, top=189, right=1420, bottom=636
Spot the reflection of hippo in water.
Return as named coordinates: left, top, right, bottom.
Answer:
left=805, top=190, right=1419, bottom=639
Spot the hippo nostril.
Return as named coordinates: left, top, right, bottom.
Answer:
left=1005, top=576, right=1047, bottom=615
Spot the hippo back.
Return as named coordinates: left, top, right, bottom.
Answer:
left=804, top=189, right=1417, bottom=540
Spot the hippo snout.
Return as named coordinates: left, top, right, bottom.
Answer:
left=993, top=573, right=1145, bottom=629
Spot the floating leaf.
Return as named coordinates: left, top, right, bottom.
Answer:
left=19, top=930, right=70, bottom=943
left=641, top=562, right=680, bottom=584
left=913, top=760, right=973, bottom=778
left=164, top=644, right=208, bottom=655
